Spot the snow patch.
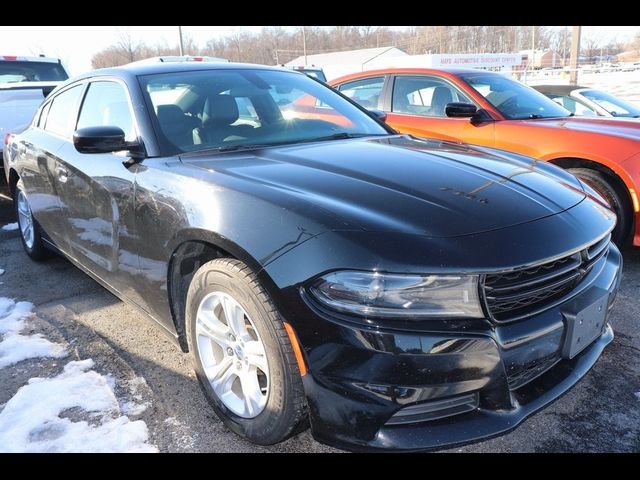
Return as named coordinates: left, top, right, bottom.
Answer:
left=0, top=298, right=66, bottom=368
left=634, top=391, right=640, bottom=401
left=0, top=360, right=157, bottom=452
left=0, top=268, right=5, bottom=276
left=119, top=376, right=151, bottom=416
left=1, top=223, right=19, bottom=232
left=163, top=417, right=197, bottom=450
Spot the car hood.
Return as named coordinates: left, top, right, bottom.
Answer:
left=517, top=116, right=640, bottom=141
left=181, top=135, right=586, bottom=237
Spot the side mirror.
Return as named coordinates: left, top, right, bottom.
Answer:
left=445, top=102, right=478, bottom=118
left=74, top=126, right=145, bottom=162
left=368, top=109, right=387, bottom=122
left=445, top=103, right=493, bottom=123
left=73, top=126, right=130, bottom=154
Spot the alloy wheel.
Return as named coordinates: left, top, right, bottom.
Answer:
left=195, top=291, right=270, bottom=418
left=16, top=190, right=35, bottom=249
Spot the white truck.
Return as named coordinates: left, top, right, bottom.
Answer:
left=1, top=55, right=69, bottom=183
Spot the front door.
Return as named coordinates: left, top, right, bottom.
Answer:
left=55, top=80, right=139, bottom=295
left=384, top=74, right=495, bottom=146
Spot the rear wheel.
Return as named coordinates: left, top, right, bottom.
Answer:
left=185, top=258, right=307, bottom=445
left=568, top=168, right=631, bottom=246
left=14, top=183, right=51, bottom=261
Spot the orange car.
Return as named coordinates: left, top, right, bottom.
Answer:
left=330, top=68, right=640, bottom=246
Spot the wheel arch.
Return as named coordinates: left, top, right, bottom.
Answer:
left=548, top=157, right=634, bottom=241
left=166, top=228, right=280, bottom=353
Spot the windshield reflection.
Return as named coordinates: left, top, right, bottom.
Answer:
left=139, top=69, right=389, bottom=156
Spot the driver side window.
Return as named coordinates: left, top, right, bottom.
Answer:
left=77, top=81, right=136, bottom=141
left=392, top=76, right=472, bottom=117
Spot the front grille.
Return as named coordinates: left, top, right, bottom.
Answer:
left=483, top=234, right=610, bottom=322
left=506, top=354, right=561, bottom=390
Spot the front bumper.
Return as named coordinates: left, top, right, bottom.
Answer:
left=294, top=243, right=621, bottom=452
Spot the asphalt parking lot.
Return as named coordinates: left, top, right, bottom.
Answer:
left=1, top=191, right=639, bottom=452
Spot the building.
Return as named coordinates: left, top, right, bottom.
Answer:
left=520, top=49, right=562, bottom=69
left=285, top=47, right=409, bottom=80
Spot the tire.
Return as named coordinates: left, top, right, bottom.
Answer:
left=569, top=168, right=630, bottom=246
left=14, top=182, right=52, bottom=261
left=185, top=258, right=307, bottom=445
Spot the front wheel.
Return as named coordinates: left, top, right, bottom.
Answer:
left=14, top=182, right=52, bottom=261
left=185, top=258, right=307, bottom=445
left=569, top=168, right=631, bottom=246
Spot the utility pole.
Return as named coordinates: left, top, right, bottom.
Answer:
left=178, top=26, right=184, bottom=56
left=531, top=26, right=535, bottom=71
left=302, top=27, right=308, bottom=66
left=570, top=26, right=582, bottom=85
left=563, top=27, right=568, bottom=67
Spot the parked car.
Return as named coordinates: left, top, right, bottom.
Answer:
left=532, top=84, right=640, bottom=119
left=128, top=55, right=230, bottom=65
left=1, top=55, right=69, bottom=181
left=283, top=64, right=327, bottom=82
left=3, top=62, right=621, bottom=452
left=330, top=68, right=640, bottom=246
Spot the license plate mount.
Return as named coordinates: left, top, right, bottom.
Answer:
left=561, top=293, right=609, bottom=359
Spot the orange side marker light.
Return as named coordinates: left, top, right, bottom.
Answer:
left=283, top=322, right=308, bottom=376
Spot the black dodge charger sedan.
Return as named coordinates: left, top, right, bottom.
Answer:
left=2, top=62, right=621, bottom=451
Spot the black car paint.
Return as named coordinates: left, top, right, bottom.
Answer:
left=4, top=62, right=620, bottom=451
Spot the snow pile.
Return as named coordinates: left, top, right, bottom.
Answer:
left=0, top=298, right=67, bottom=369
left=635, top=391, right=640, bottom=401
left=0, top=360, right=157, bottom=452
left=1, top=223, right=19, bottom=232
left=0, top=268, right=5, bottom=276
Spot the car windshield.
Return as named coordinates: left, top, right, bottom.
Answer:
left=139, top=68, right=389, bottom=155
left=0, top=61, right=68, bottom=83
left=580, top=89, right=640, bottom=118
left=460, top=73, right=571, bottom=120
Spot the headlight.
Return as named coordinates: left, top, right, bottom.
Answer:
left=308, top=271, right=483, bottom=319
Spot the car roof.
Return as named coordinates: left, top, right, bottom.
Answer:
left=330, top=66, right=502, bottom=83
left=72, top=61, right=294, bottom=82
left=531, top=84, right=588, bottom=95
left=0, top=55, right=62, bottom=63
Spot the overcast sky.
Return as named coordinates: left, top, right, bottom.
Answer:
left=1, top=26, right=637, bottom=75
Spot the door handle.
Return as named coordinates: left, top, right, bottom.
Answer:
left=56, top=167, right=69, bottom=183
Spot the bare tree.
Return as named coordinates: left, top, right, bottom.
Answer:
left=582, top=31, right=605, bottom=60
left=91, top=25, right=570, bottom=70
left=632, top=32, right=640, bottom=55
left=115, top=28, right=143, bottom=63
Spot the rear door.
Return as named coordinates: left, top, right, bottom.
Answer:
left=384, top=74, right=495, bottom=145
left=336, top=75, right=386, bottom=110
left=16, top=84, right=85, bottom=254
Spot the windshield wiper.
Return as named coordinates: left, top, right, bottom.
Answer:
left=185, top=133, right=389, bottom=156
left=527, top=114, right=544, bottom=119
left=216, top=143, right=276, bottom=152
left=298, top=132, right=387, bottom=143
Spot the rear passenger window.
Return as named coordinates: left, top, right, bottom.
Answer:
left=338, top=77, right=384, bottom=109
left=44, top=85, right=83, bottom=137
left=77, top=81, right=135, bottom=141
